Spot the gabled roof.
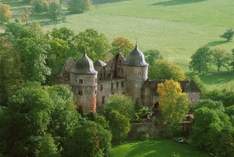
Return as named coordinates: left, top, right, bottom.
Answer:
left=125, top=44, right=148, bottom=67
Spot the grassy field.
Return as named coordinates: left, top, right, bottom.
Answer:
left=3, top=0, right=234, bottom=90
left=45, top=0, right=234, bottom=68
left=110, top=140, right=209, bottom=157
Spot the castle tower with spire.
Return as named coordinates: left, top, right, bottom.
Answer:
left=70, top=53, right=97, bottom=113
left=124, top=44, right=148, bottom=104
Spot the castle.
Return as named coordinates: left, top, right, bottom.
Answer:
left=60, top=45, right=200, bottom=113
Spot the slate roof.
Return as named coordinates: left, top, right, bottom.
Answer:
left=94, top=60, right=107, bottom=67
left=71, top=53, right=97, bottom=75
left=125, top=44, right=148, bottom=67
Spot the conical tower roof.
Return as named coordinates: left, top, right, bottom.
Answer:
left=125, top=44, right=148, bottom=66
left=71, top=53, right=97, bottom=74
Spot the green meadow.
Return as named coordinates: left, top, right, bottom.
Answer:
left=4, top=0, right=234, bottom=90
left=110, top=140, right=209, bottom=157
left=45, top=0, right=234, bottom=67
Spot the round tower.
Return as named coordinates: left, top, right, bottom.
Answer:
left=124, top=44, right=148, bottom=104
left=70, top=53, right=98, bottom=113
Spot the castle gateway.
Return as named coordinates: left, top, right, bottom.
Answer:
left=60, top=45, right=200, bottom=113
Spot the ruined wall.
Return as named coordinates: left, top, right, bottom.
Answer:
left=96, top=79, right=126, bottom=108
left=70, top=73, right=97, bottom=113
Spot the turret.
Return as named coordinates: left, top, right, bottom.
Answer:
left=70, top=53, right=98, bottom=113
left=124, top=44, right=148, bottom=104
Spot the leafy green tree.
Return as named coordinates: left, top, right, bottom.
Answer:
left=145, top=49, right=163, bottom=65
left=221, top=29, right=234, bottom=42
left=0, top=4, right=12, bottom=23
left=226, top=105, right=234, bottom=125
left=46, top=38, right=71, bottom=83
left=5, top=23, right=51, bottom=83
left=205, top=89, right=234, bottom=107
left=157, top=80, right=190, bottom=136
left=104, top=110, right=130, bottom=143
left=104, top=94, right=135, bottom=120
left=0, top=36, right=23, bottom=104
left=48, top=2, right=62, bottom=23
left=37, top=134, right=60, bottom=157
left=4, top=85, right=54, bottom=157
left=190, top=47, right=212, bottom=74
left=74, top=29, right=109, bottom=60
left=210, top=48, right=231, bottom=71
left=46, top=85, right=80, bottom=149
left=63, top=120, right=112, bottom=157
left=110, top=37, right=133, bottom=56
left=151, top=60, right=186, bottom=81
left=191, top=103, right=233, bottom=157
left=17, top=37, right=51, bottom=82
left=48, top=27, right=75, bottom=44
left=32, top=0, right=49, bottom=13
left=231, top=49, right=234, bottom=71
left=68, top=0, right=92, bottom=13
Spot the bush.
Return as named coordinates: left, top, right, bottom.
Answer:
left=220, top=29, right=234, bottom=42
left=191, top=100, right=234, bottom=157
left=68, top=0, right=92, bottom=13
left=104, top=94, right=135, bottom=120
left=205, top=89, right=234, bottom=107
left=152, top=60, right=186, bottom=81
left=63, top=120, right=112, bottom=157
left=104, top=110, right=130, bottom=143
left=32, top=0, right=49, bottom=13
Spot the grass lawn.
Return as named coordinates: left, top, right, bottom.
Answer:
left=3, top=0, right=234, bottom=90
left=45, top=0, right=234, bottom=68
left=111, top=140, right=209, bottom=157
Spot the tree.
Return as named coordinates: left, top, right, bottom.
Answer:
left=5, top=23, right=51, bottom=83
left=110, top=37, right=133, bottom=56
left=157, top=80, right=190, bottom=136
left=74, top=29, right=109, bottom=60
left=48, top=2, right=62, bottom=23
left=0, top=4, right=12, bottom=23
left=104, top=110, right=130, bottom=143
left=32, top=0, right=49, bottom=13
left=145, top=49, right=163, bottom=65
left=3, top=85, right=54, bottom=157
left=104, top=94, right=135, bottom=120
left=221, top=29, right=234, bottom=42
left=63, top=120, right=112, bottom=157
left=16, top=37, right=51, bottom=82
left=231, top=49, right=234, bottom=71
left=210, top=48, right=231, bottom=71
left=151, top=60, right=186, bottom=81
left=191, top=101, right=234, bottom=157
left=37, top=134, right=60, bottom=157
left=68, top=0, right=92, bottom=13
left=46, top=85, right=80, bottom=149
left=0, top=36, right=23, bottom=105
left=190, top=47, right=212, bottom=74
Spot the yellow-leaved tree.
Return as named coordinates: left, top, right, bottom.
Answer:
left=0, top=4, right=12, bottom=23
left=157, top=80, right=189, bottom=135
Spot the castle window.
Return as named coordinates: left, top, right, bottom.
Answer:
left=111, top=83, right=114, bottom=90
left=102, top=96, right=105, bottom=104
left=100, top=84, right=103, bottom=91
left=121, top=81, right=124, bottom=87
left=116, top=82, right=119, bottom=89
left=79, top=79, right=83, bottom=84
left=78, top=90, right=83, bottom=96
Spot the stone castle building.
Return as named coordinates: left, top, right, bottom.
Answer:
left=60, top=45, right=200, bottom=113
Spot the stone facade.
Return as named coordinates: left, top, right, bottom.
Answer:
left=60, top=45, right=200, bottom=113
